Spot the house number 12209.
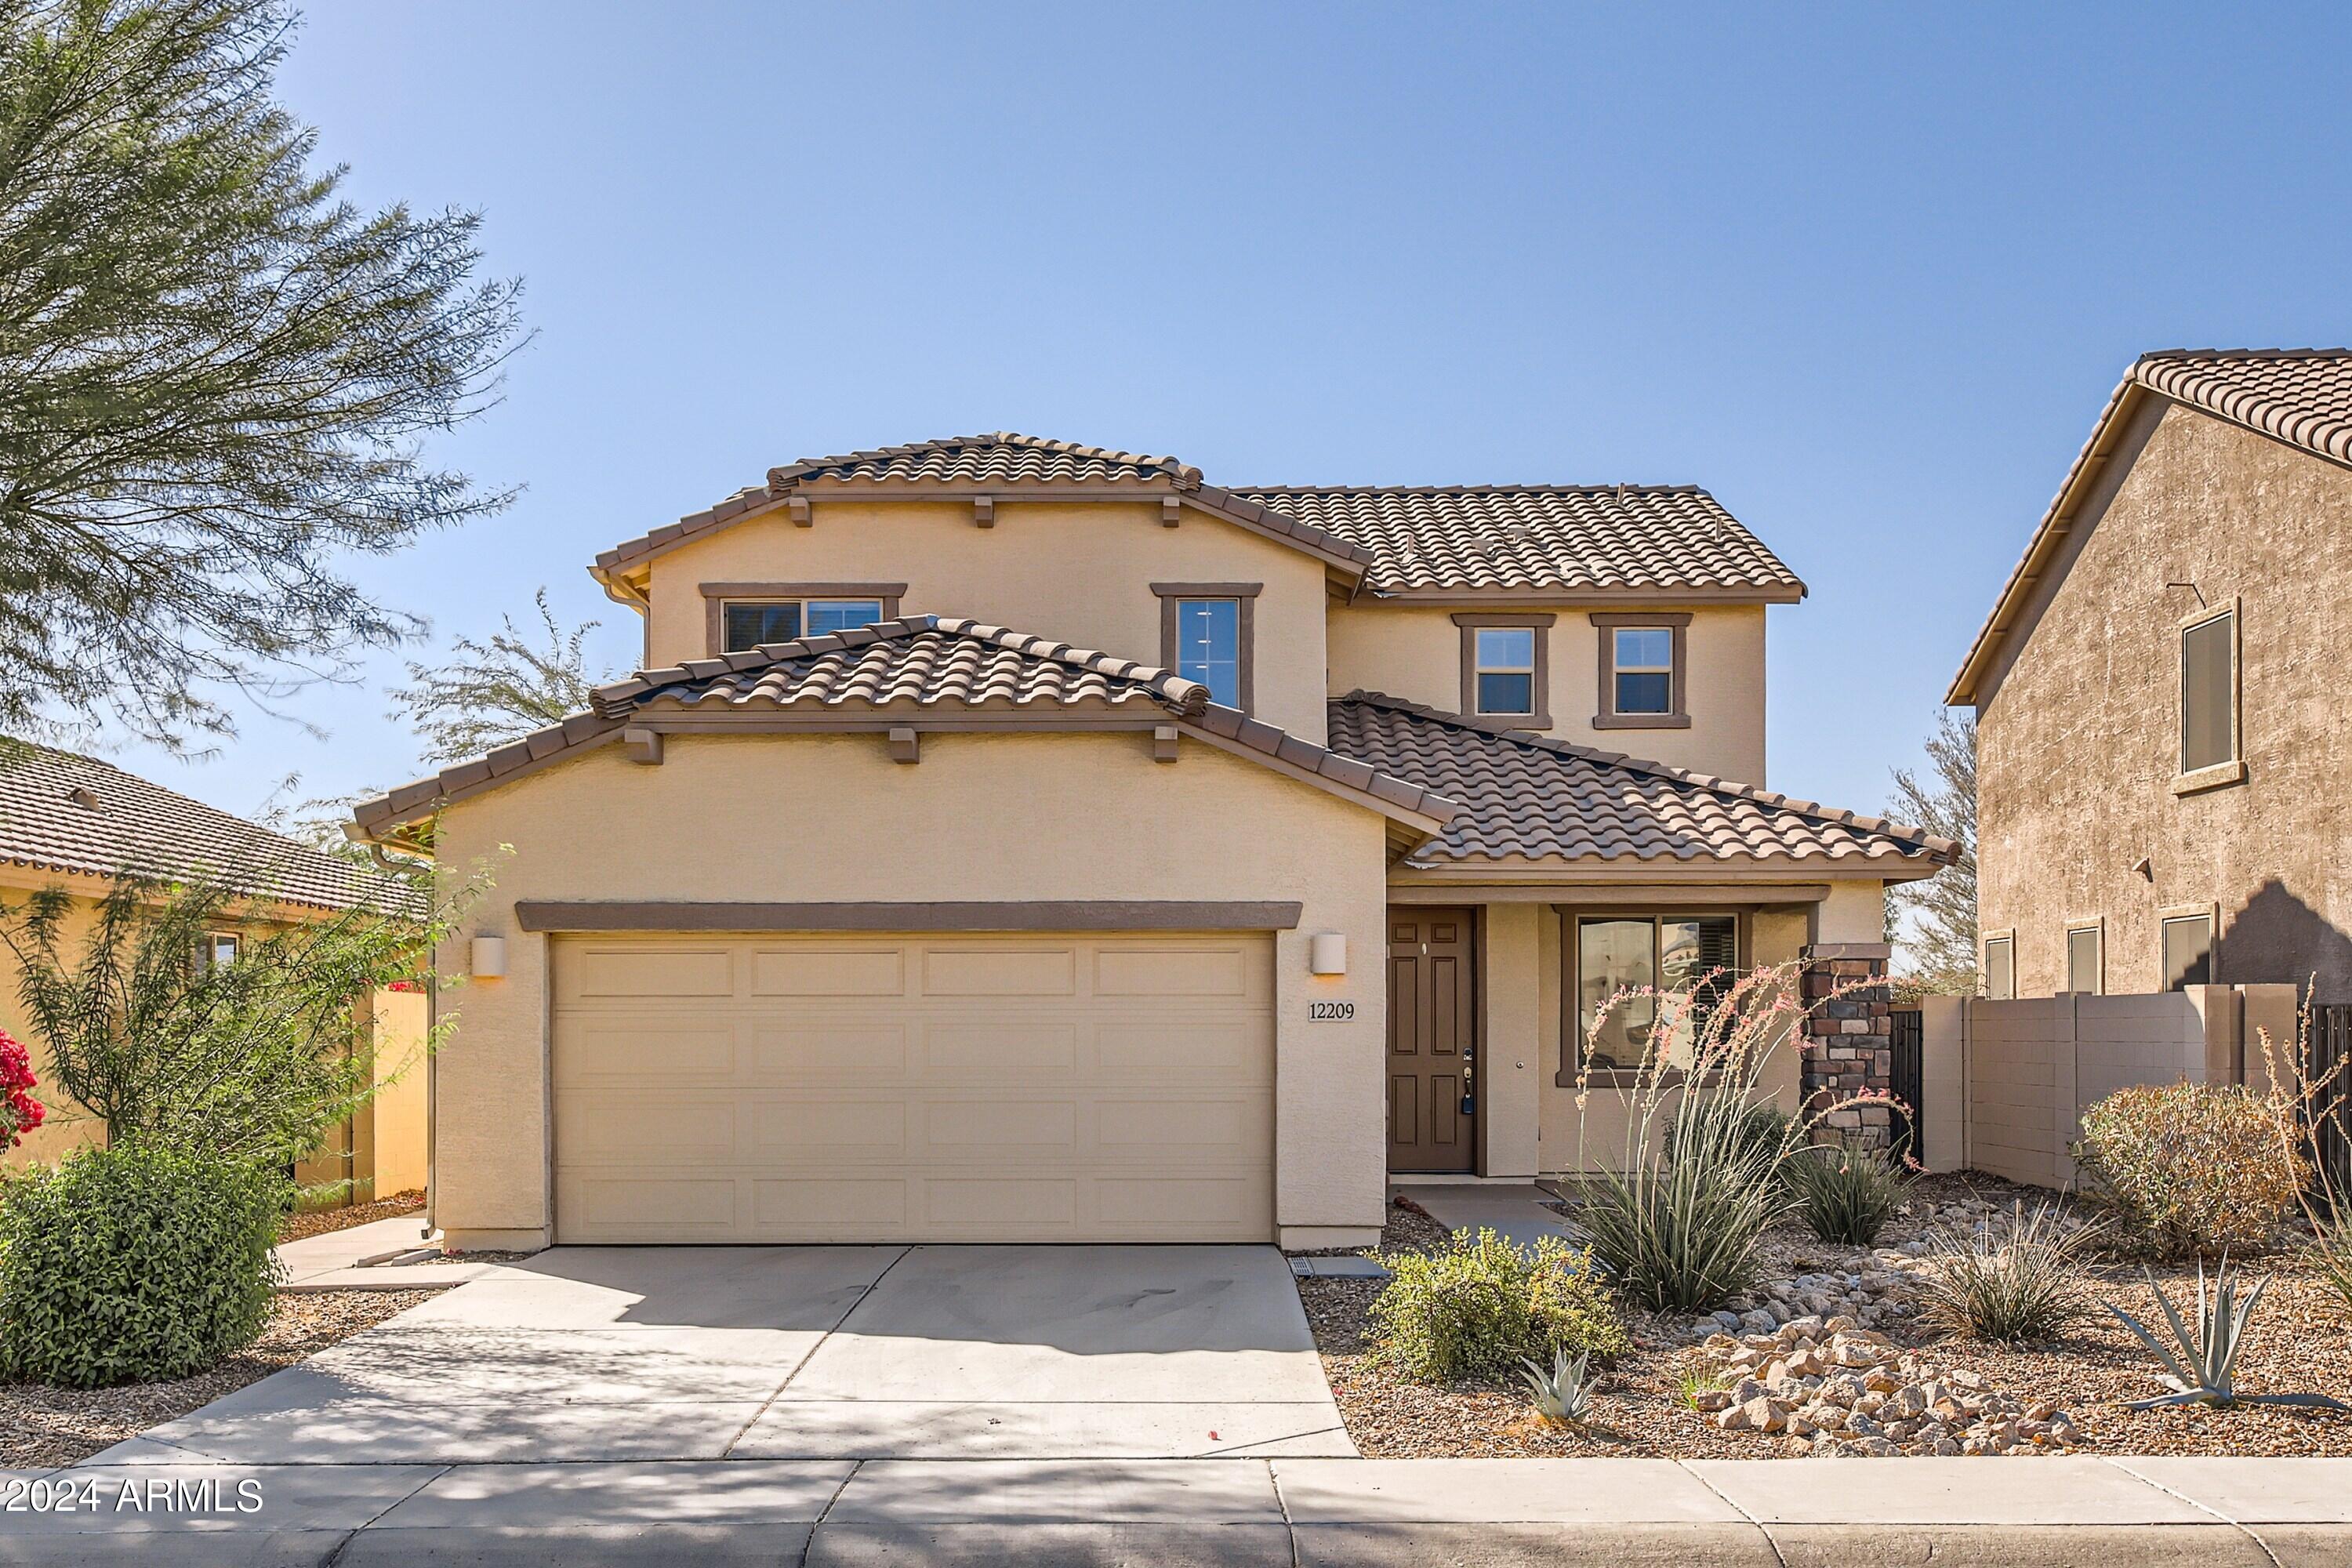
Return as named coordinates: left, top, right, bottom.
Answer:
left=1307, top=1000, right=1355, bottom=1021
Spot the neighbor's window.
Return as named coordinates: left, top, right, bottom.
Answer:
left=1611, top=627, right=1675, bottom=715
left=2064, top=925, right=2103, bottom=995
left=1576, top=915, right=1737, bottom=1072
left=1982, top=935, right=2014, bottom=1000
left=201, top=932, right=240, bottom=971
left=720, top=597, right=884, bottom=653
left=1174, top=598, right=1241, bottom=707
left=1473, top=626, right=1537, bottom=717
left=2161, top=913, right=2214, bottom=991
left=2180, top=608, right=2236, bottom=775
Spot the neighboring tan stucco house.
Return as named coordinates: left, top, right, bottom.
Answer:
left=353, top=434, right=1953, bottom=1250
left=1951, top=350, right=2352, bottom=1005
left=0, top=745, right=428, bottom=1200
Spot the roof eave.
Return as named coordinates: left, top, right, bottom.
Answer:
left=1366, top=583, right=1806, bottom=606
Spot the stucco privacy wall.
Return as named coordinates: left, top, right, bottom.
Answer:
left=1974, top=400, right=2352, bottom=1000
left=429, top=729, right=1392, bottom=1249
left=1926, top=985, right=2295, bottom=1187
left=636, top=500, right=1336, bottom=744
left=1324, top=603, right=1768, bottom=782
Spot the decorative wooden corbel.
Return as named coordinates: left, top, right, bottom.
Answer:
left=623, top=726, right=664, bottom=765
left=1161, top=496, right=1182, bottom=528
left=887, top=726, right=920, bottom=764
left=1152, top=725, right=1180, bottom=763
left=973, top=495, right=995, bottom=528
left=787, top=497, right=811, bottom=527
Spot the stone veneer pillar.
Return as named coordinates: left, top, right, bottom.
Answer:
left=1801, top=942, right=1894, bottom=1148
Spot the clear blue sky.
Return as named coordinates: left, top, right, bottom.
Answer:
left=106, top=1, right=2352, bottom=828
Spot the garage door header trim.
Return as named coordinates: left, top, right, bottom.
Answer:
left=516, top=899, right=1305, bottom=933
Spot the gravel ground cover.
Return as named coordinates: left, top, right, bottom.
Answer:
left=1298, top=1174, right=2352, bottom=1457
left=277, top=1189, right=425, bottom=1243
left=0, top=1289, right=444, bottom=1469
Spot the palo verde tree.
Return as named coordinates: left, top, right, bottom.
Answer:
left=1887, top=707, right=1978, bottom=994
left=0, top=0, right=524, bottom=750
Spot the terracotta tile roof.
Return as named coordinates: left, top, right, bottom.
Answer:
left=591, top=615, right=1210, bottom=719
left=2134, top=350, right=2352, bottom=467
left=595, top=434, right=1796, bottom=598
left=1327, top=692, right=1955, bottom=872
left=1950, top=350, right=2352, bottom=703
left=0, top=743, right=410, bottom=912
left=1229, top=485, right=1805, bottom=599
left=354, top=619, right=1462, bottom=838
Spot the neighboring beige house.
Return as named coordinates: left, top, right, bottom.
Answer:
left=353, top=434, right=1953, bottom=1250
left=1951, top=350, right=2352, bottom=1005
left=0, top=745, right=427, bottom=1200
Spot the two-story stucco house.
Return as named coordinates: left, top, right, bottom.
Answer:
left=353, top=434, right=1951, bottom=1250
left=1950, top=351, right=2352, bottom=1006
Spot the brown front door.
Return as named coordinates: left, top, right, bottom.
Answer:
left=1387, top=908, right=1476, bottom=1173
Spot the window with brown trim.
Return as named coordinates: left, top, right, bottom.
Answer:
left=1559, top=912, right=1739, bottom=1081
left=1453, top=612, right=1552, bottom=727
left=1152, top=583, right=1259, bottom=710
left=1590, top=612, right=1691, bottom=728
left=699, top=583, right=906, bottom=655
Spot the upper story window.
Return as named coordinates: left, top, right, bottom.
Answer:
left=1982, top=932, right=2015, bottom=1000
left=1453, top=613, right=1552, bottom=727
left=2178, top=601, right=2239, bottom=783
left=1591, top=612, right=1690, bottom=729
left=701, top=583, right=904, bottom=655
left=1153, top=583, right=1258, bottom=710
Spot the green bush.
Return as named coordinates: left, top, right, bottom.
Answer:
left=0, top=1145, right=285, bottom=1387
left=2075, top=1081, right=2306, bottom=1258
left=1367, top=1228, right=1628, bottom=1382
left=1785, top=1143, right=1915, bottom=1246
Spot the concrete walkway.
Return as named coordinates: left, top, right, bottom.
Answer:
left=112, top=1243, right=1351, bottom=1466
left=1390, top=1181, right=1577, bottom=1250
left=273, top=1214, right=499, bottom=1293
left=5, top=1456, right=2346, bottom=1565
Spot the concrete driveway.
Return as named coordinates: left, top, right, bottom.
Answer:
left=108, top=1244, right=1354, bottom=1465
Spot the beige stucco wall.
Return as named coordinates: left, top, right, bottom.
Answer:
left=430, top=728, right=1393, bottom=1248
left=1974, top=400, right=2352, bottom=1001
left=1324, top=603, right=1769, bottom=782
left=634, top=499, right=1334, bottom=744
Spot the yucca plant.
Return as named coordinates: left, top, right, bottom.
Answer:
left=1916, top=1198, right=2100, bottom=1343
left=1784, top=1143, right=1915, bottom=1247
left=2108, top=1257, right=2350, bottom=1410
left=1519, top=1346, right=1595, bottom=1425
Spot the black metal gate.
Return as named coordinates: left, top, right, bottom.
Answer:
left=1889, top=1007, right=1924, bottom=1166
left=2310, top=1004, right=2352, bottom=1196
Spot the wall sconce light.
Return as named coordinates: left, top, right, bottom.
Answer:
left=1309, top=932, right=1348, bottom=976
left=470, top=935, right=507, bottom=979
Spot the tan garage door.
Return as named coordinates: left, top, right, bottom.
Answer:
left=550, top=932, right=1275, bottom=1243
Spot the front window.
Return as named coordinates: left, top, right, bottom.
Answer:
left=1611, top=626, right=1675, bottom=715
left=1473, top=627, right=1537, bottom=716
left=1174, top=599, right=1240, bottom=706
left=2180, top=608, right=2235, bottom=774
left=720, top=597, right=884, bottom=653
left=2162, top=913, right=2214, bottom=990
left=1576, top=914, right=1737, bottom=1071
left=2064, top=925, right=2102, bottom=995
left=1983, top=935, right=2015, bottom=1000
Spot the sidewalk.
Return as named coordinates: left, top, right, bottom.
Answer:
left=273, top=1214, right=499, bottom=1293
left=3, top=1455, right=2344, bottom=1566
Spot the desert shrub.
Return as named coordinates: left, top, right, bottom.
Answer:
left=1915, top=1198, right=2100, bottom=1343
left=1784, top=1144, right=1915, bottom=1246
left=1367, top=1228, right=1628, bottom=1382
left=0, top=1145, right=284, bottom=1387
left=2075, top=1081, right=2306, bottom=1258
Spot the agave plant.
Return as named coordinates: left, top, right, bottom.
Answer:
left=2108, top=1256, right=2350, bottom=1410
left=1519, top=1346, right=1595, bottom=1425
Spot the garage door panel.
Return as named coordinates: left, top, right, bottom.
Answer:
left=747, top=1022, right=909, bottom=1078
left=750, top=946, right=906, bottom=997
left=553, top=933, right=1273, bottom=1243
left=920, top=946, right=1076, bottom=996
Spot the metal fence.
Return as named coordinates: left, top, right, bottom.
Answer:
left=1889, top=1007, right=1923, bottom=1165
left=2312, top=1004, right=2352, bottom=1196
